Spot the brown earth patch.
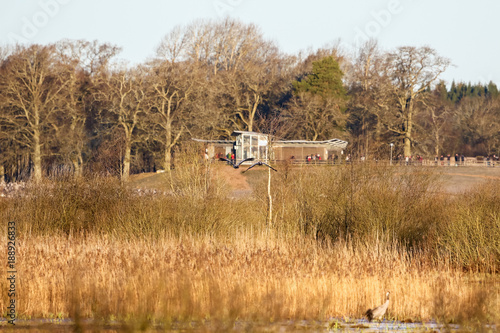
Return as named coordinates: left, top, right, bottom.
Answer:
left=216, top=165, right=254, bottom=198
left=218, top=166, right=251, bottom=191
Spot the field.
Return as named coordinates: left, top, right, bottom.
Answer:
left=130, top=162, right=500, bottom=196
left=437, top=166, right=500, bottom=193
left=0, top=162, right=499, bottom=332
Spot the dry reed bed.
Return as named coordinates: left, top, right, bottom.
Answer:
left=0, top=165, right=498, bottom=327
left=2, top=233, right=498, bottom=324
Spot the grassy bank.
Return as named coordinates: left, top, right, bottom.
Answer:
left=0, top=162, right=499, bottom=327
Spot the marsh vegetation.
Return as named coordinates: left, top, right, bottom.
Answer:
left=0, top=161, right=499, bottom=331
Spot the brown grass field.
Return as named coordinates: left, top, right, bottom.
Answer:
left=0, top=162, right=499, bottom=331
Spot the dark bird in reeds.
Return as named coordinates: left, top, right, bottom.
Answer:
left=365, top=291, right=390, bottom=322
left=242, top=161, right=277, bottom=173
left=219, top=157, right=255, bottom=169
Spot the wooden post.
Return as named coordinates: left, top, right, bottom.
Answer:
left=267, top=165, right=272, bottom=228
left=267, top=133, right=273, bottom=228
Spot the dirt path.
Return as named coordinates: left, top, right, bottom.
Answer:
left=218, top=166, right=253, bottom=198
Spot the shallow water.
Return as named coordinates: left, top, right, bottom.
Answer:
left=1, top=318, right=494, bottom=332
left=275, top=319, right=464, bottom=332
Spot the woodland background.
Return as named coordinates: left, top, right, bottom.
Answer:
left=1, top=18, right=499, bottom=182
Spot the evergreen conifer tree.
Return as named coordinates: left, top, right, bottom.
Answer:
left=448, top=81, right=458, bottom=102
left=436, top=81, right=448, bottom=101
left=487, top=81, right=499, bottom=98
left=293, top=56, right=347, bottom=101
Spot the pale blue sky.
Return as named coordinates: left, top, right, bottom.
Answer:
left=1, top=0, right=499, bottom=85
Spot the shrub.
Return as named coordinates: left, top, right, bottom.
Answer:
left=438, top=181, right=500, bottom=271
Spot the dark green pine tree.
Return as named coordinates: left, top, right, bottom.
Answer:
left=435, top=80, right=448, bottom=101
left=466, top=82, right=473, bottom=98
left=477, top=83, right=485, bottom=97
left=448, top=80, right=458, bottom=102
left=487, top=81, right=499, bottom=98
left=293, top=56, right=348, bottom=101
left=458, top=82, right=467, bottom=100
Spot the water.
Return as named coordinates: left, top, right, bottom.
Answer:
left=1, top=318, right=493, bottom=332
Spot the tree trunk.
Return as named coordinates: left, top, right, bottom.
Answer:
left=122, top=140, right=131, bottom=182
left=33, top=129, right=43, bottom=181
left=403, top=132, right=412, bottom=158
left=72, top=152, right=83, bottom=178
left=403, top=110, right=413, bottom=158
left=362, top=115, right=369, bottom=158
left=0, top=164, right=4, bottom=183
left=247, top=117, right=253, bottom=132
left=247, top=94, right=260, bottom=132
left=164, top=146, right=172, bottom=171
left=164, top=121, right=173, bottom=170
left=247, top=109, right=254, bottom=132
left=434, top=131, right=440, bottom=157
left=430, top=108, right=440, bottom=157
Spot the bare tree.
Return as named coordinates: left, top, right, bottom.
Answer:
left=147, top=61, right=198, bottom=170
left=0, top=44, right=70, bottom=181
left=453, top=97, right=500, bottom=156
left=55, top=39, right=120, bottom=176
left=177, top=18, right=287, bottom=136
left=156, top=25, right=189, bottom=63
left=414, top=88, right=452, bottom=157
left=0, top=46, right=12, bottom=182
left=386, top=46, right=450, bottom=157
left=100, top=66, right=147, bottom=181
left=286, top=92, right=346, bottom=141
left=223, top=45, right=284, bottom=133
left=346, top=40, right=394, bottom=157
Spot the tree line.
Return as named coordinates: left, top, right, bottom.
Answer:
left=1, top=18, right=499, bottom=181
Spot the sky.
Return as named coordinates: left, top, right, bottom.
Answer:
left=1, top=0, right=499, bottom=86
